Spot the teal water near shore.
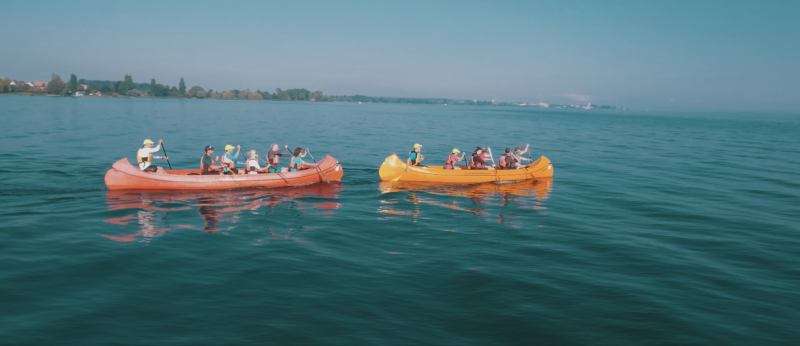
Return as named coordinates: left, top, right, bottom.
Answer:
left=1, top=96, right=798, bottom=344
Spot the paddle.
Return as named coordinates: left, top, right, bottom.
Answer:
left=217, top=155, right=237, bottom=175
left=529, top=149, right=533, bottom=167
left=306, top=149, right=330, bottom=184
left=161, top=142, right=173, bottom=170
left=487, top=147, right=495, bottom=167
left=236, top=150, right=256, bottom=165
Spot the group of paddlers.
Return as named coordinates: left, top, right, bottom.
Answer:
left=136, top=139, right=317, bottom=175
left=136, top=139, right=532, bottom=175
left=406, top=143, right=532, bottom=171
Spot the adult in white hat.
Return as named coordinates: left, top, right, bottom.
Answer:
left=137, top=139, right=168, bottom=174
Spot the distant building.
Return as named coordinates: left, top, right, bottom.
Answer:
left=538, top=102, right=549, bottom=108
left=26, top=82, right=34, bottom=87
left=74, top=91, right=85, bottom=97
left=9, top=81, right=16, bottom=86
left=32, top=82, right=48, bottom=89
left=81, top=84, right=89, bottom=91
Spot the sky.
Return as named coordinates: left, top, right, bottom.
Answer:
left=2, top=0, right=799, bottom=110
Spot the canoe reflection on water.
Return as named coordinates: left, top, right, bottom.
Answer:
left=376, top=178, right=553, bottom=224
left=379, top=178, right=552, bottom=200
left=102, top=183, right=343, bottom=242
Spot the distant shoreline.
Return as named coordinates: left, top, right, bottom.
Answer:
left=2, top=75, right=624, bottom=110
left=0, top=93, right=625, bottom=110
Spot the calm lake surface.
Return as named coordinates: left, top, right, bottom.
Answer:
left=1, top=96, right=798, bottom=344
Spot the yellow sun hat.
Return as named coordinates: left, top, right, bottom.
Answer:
left=413, top=143, right=422, bottom=148
left=225, top=144, right=235, bottom=151
left=143, top=139, right=154, bottom=145
left=452, top=148, right=460, bottom=154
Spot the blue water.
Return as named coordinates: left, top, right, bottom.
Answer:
left=1, top=96, right=798, bottom=344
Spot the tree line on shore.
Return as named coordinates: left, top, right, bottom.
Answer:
left=1, top=73, right=328, bottom=102
left=2, top=73, right=622, bottom=109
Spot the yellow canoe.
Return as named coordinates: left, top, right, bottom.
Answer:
left=378, top=154, right=554, bottom=183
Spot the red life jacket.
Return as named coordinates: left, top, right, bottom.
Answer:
left=506, top=154, right=518, bottom=168
left=267, top=152, right=280, bottom=167
left=289, top=156, right=299, bottom=171
left=221, top=154, right=236, bottom=169
left=445, top=154, right=460, bottom=169
left=470, top=153, right=485, bottom=169
left=200, top=156, right=217, bottom=172
left=498, top=155, right=507, bottom=168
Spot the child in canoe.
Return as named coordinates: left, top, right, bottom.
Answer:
left=289, top=147, right=318, bottom=172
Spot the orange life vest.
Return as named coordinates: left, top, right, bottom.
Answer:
left=137, top=148, right=152, bottom=164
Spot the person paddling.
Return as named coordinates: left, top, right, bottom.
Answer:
left=218, top=144, right=242, bottom=174
left=405, top=143, right=426, bottom=171
left=469, top=147, right=490, bottom=169
left=200, top=145, right=224, bottom=175
left=512, top=144, right=532, bottom=168
left=498, top=148, right=519, bottom=169
left=246, top=150, right=268, bottom=174
left=137, top=139, right=168, bottom=174
left=266, top=143, right=290, bottom=173
left=443, top=148, right=465, bottom=170
left=289, top=147, right=318, bottom=172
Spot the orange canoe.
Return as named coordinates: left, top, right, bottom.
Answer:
left=104, top=155, right=343, bottom=190
left=378, top=154, right=553, bottom=183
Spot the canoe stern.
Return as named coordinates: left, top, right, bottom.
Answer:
left=379, top=154, right=407, bottom=181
